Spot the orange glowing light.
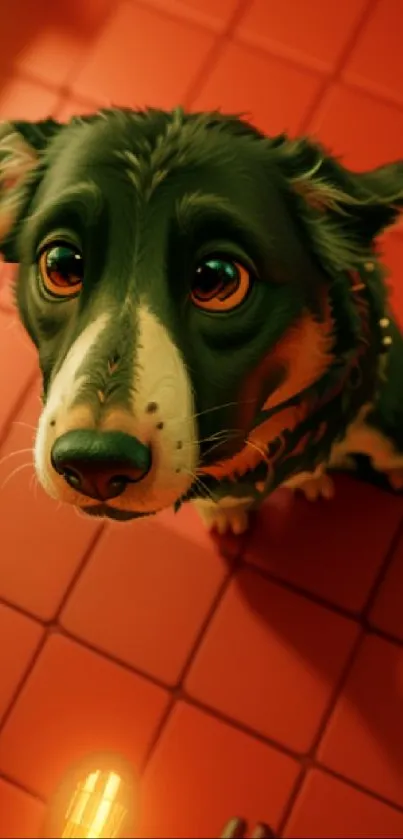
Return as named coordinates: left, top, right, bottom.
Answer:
left=44, top=756, right=135, bottom=839
left=62, top=769, right=127, bottom=838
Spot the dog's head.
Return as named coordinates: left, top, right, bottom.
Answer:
left=0, top=108, right=402, bottom=520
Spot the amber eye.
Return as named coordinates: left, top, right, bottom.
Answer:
left=190, top=258, right=252, bottom=312
left=38, top=244, right=83, bottom=298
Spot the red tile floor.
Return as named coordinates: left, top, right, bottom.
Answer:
left=0, top=1, right=403, bottom=836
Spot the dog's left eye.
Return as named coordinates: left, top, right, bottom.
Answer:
left=191, top=258, right=252, bottom=312
left=38, top=244, right=83, bottom=298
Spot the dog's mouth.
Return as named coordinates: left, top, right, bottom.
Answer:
left=80, top=504, right=156, bottom=522
left=80, top=475, right=206, bottom=520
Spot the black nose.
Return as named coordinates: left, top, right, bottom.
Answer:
left=51, top=430, right=152, bottom=501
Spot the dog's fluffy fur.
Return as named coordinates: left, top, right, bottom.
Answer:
left=0, top=107, right=403, bottom=532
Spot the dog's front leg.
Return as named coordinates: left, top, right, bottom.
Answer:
left=192, top=495, right=255, bottom=535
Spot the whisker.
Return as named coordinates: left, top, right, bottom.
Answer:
left=183, top=469, right=215, bottom=504
left=162, top=398, right=257, bottom=426
left=29, top=472, right=39, bottom=500
left=12, top=420, right=37, bottom=433
left=191, top=399, right=256, bottom=420
left=1, top=461, right=33, bottom=491
left=179, top=429, right=240, bottom=450
left=204, top=441, right=235, bottom=458
left=246, top=439, right=268, bottom=462
left=0, top=447, right=34, bottom=468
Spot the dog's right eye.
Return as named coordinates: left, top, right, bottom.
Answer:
left=191, top=257, right=252, bottom=312
left=38, top=244, right=83, bottom=298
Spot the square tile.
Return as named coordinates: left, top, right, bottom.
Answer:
left=192, top=41, right=322, bottom=136
left=185, top=567, right=359, bottom=753
left=318, top=634, right=403, bottom=808
left=235, top=0, right=367, bottom=73
left=244, top=476, right=403, bottom=614
left=284, top=768, right=403, bottom=838
left=370, top=529, right=403, bottom=643
left=0, top=313, right=37, bottom=440
left=0, top=778, right=45, bottom=839
left=72, top=1, right=215, bottom=109
left=61, top=512, right=231, bottom=686
left=136, top=700, right=300, bottom=838
left=309, top=84, right=403, bottom=170
left=0, top=605, right=44, bottom=724
left=343, top=0, right=403, bottom=107
left=0, top=77, right=59, bottom=121
left=0, top=382, right=102, bottom=621
left=1, top=0, right=114, bottom=88
left=137, top=0, right=239, bottom=33
left=0, top=633, right=170, bottom=799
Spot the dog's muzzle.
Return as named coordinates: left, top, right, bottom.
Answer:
left=51, top=429, right=152, bottom=501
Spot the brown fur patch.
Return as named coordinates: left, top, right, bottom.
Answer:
left=201, top=304, right=335, bottom=481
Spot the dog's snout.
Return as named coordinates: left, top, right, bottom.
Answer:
left=51, top=429, right=152, bottom=501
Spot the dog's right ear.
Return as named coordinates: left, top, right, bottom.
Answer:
left=0, top=118, right=62, bottom=261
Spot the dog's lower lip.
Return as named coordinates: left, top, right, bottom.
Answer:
left=80, top=504, right=149, bottom=522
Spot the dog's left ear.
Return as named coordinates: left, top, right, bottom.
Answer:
left=273, top=136, right=403, bottom=269
left=0, top=118, right=62, bottom=261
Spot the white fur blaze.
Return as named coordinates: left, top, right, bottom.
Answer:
left=34, top=313, right=110, bottom=495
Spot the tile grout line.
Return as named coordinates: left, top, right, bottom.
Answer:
left=3, top=0, right=403, bottom=124
left=177, top=693, right=402, bottom=817
left=8, top=46, right=403, bottom=118
left=276, top=764, right=306, bottom=839
left=314, top=760, right=403, bottom=815
left=361, top=512, right=403, bottom=622
left=52, top=624, right=171, bottom=692
left=0, top=527, right=107, bottom=737
left=5, top=49, right=403, bottom=121
left=131, top=0, right=237, bottom=38
left=275, top=0, right=403, bottom=816
left=138, top=694, right=177, bottom=776
left=237, top=513, right=403, bottom=644
left=58, top=0, right=249, bottom=111
left=278, top=627, right=366, bottom=836
left=107, top=547, right=247, bottom=777
left=180, top=691, right=303, bottom=762
left=1, top=682, right=403, bottom=821
left=279, top=514, right=403, bottom=833
left=0, top=596, right=46, bottom=625
left=239, top=553, right=368, bottom=623
left=52, top=1, right=127, bottom=97
left=183, top=0, right=253, bottom=109
left=0, top=768, right=46, bottom=805
left=2, top=519, right=401, bottom=798
left=1, top=517, right=402, bottom=811
left=299, top=0, right=380, bottom=134
left=0, top=628, right=48, bottom=742
left=51, top=524, right=107, bottom=622
left=175, top=548, right=244, bottom=688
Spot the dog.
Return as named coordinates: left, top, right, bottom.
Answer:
left=0, top=107, right=402, bottom=534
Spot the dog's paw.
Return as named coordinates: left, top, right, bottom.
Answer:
left=193, top=497, right=253, bottom=535
left=286, top=471, right=335, bottom=501
left=297, top=472, right=335, bottom=501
